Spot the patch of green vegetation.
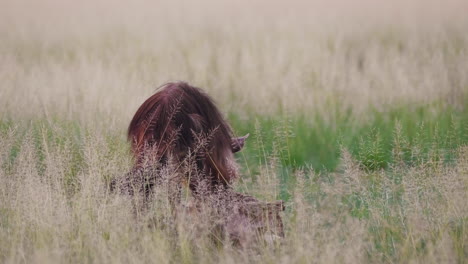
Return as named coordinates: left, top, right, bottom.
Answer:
left=229, top=103, right=468, bottom=172
left=2, top=102, right=466, bottom=179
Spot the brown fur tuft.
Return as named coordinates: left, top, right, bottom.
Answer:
left=127, top=82, right=237, bottom=189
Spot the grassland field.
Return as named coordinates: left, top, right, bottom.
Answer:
left=1, top=0, right=467, bottom=263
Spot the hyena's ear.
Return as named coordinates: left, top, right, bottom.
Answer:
left=231, top=133, right=249, bottom=153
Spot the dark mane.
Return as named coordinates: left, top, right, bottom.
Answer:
left=127, top=82, right=237, bottom=188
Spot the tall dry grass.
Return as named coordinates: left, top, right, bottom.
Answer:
left=0, top=123, right=466, bottom=263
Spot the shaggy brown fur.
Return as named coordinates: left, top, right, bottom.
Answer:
left=179, top=189, right=285, bottom=248
left=127, top=82, right=245, bottom=191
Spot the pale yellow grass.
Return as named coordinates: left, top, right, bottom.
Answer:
left=0, top=126, right=466, bottom=263
left=1, top=0, right=467, bottom=129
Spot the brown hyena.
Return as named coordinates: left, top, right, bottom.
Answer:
left=111, top=82, right=284, bottom=246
